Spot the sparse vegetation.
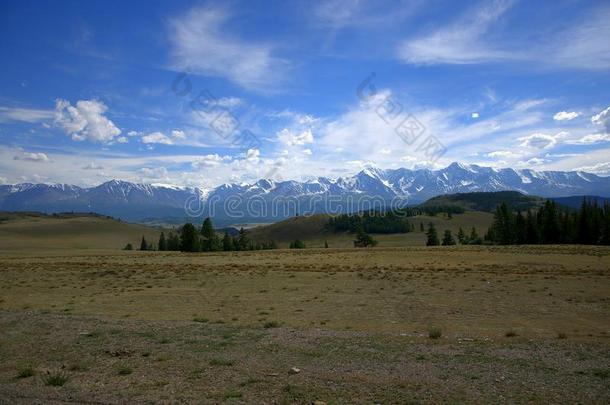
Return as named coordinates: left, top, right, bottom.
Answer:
left=16, top=366, right=35, bottom=379
left=117, top=365, right=133, bottom=375
left=43, top=371, right=69, bottom=387
left=428, top=327, right=442, bottom=339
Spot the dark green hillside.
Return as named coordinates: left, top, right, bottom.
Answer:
left=421, top=191, right=543, bottom=212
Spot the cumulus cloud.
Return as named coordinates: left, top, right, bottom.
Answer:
left=141, top=132, right=173, bottom=145
left=471, top=112, right=480, bottom=119
left=171, top=129, right=186, bottom=140
left=277, top=128, right=314, bottom=146
left=553, top=111, right=579, bottom=121
left=168, top=5, right=285, bottom=91
left=591, top=106, right=610, bottom=132
left=54, top=99, right=121, bottom=143
left=191, top=154, right=231, bottom=169
left=245, top=148, right=260, bottom=163
left=13, top=152, right=50, bottom=162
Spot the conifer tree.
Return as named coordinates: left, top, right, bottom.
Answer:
left=158, top=232, right=167, bottom=251
left=441, top=229, right=456, bottom=246
left=222, top=231, right=234, bottom=251
left=457, top=227, right=466, bottom=244
left=140, top=236, right=148, bottom=251
left=180, top=223, right=200, bottom=252
left=426, top=223, right=440, bottom=246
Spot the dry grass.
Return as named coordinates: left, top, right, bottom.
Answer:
left=0, top=245, right=609, bottom=403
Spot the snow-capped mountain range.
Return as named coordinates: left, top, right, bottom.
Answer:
left=1, top=162, right=609, bottom=225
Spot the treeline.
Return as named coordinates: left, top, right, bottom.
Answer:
left=326, top=210, right=412, bottom=234
left=126, top=217, right=277, bottom=252
left=425, top=223, right=482, bottom=246
left=485, top=199, right=610, bottom=245
left=326, top=206, right=464, bottom=235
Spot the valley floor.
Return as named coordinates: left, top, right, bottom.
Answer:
left=0, top=246, right=609, bottom=403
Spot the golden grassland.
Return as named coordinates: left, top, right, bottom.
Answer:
left=0, top=214, right=161, bottom=250
left=0, top=246, right=609, bottom=403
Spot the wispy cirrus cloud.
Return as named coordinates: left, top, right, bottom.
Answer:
left=0, top=106, right=54, bottom=123
left=168, top=5, right=287, bottom=92
left=396, top=1, right=610, bottom=70
left=397, top=0, right=517, bottom=65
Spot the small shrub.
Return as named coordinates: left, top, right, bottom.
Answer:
left=209, top=358, right=234, bottom=366
left=428, top=328, right=442, bottom=339
left=592, top=368, right=609, bottom=379
left=117, top=365, right=133, bottom=375
left=505, top=330, right=517, bottom=338
left=264, top=321, right=280, bottom=329
left=193, top=317, right=209, bottom=323
left=16, top=366, right=35, bottom=379
left=557, top=332, right=567, bottom=339
left=44, top=371, right=69, bottom=387
left=223, top=390, right=243, bottom=399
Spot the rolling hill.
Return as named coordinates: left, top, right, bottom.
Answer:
left=421, top=190, right=544, bottom=212
left=0, top=212, right=161, bottom=251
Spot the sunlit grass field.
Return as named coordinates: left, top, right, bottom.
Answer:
left=1, top=245, right=609, bottom=403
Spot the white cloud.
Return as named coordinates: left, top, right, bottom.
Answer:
left=82, top=162, right=104, bottom=170
left=397, top=0, right=515, bottom=65
left=138, top=167, right=169, bottom=180
left=116, top=136, right=128, bottom=144
left=171, top=129, right=186, bottom=140
left=553, top=111, right=579, bottom=121
left=591, top=106, right=610, bottom=132
left=566, top=133, right=610, bottom=145
left=471, top=112, right=480, bottom=119
left=0, top=106, right=53, bottom=123
left=396, top=2, right=610, bottom=70
left=13, top=152, right=50, bottom=162
left=54, top=99, right=121, bottom=143
left=245, top=148, right=260, bottom=163
left=277, top=128, right=314, bottom=146
left=168, top=5, right=285, bottom=91
left=573, top=162, right=610, bottom=175
left=191, top=154, right=231, bottom=169
left=204, top=97, right=242, bottom=108
left=302, top=148, right=312, bottom=155
left=518, top=132, right=566, bottom=149
left=141, top=132, right=173, bottom=145
left=486, top=150, right=520, bottom=159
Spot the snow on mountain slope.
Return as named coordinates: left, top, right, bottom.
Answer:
left=0, top=163, right=608, bottom=224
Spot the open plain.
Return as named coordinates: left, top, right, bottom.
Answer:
left=1, top=246, right=609, bottom=404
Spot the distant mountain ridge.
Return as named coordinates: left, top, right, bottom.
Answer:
left=1, top=162, right=609, bottom=225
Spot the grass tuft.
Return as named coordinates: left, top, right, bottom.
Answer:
left=43, top=371, right=69, bottom=387
left=428, top=327, right=442, bottom=339
left=117, top=365, right=133, bottom=375
left=16, top=366, right=35, bottom=379
left=264, top=321, right=280, bottom=329
left=209, top=358, right=234, bottom=366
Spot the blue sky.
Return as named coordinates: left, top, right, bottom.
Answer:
left=0, top=0, right=609, bottom=188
